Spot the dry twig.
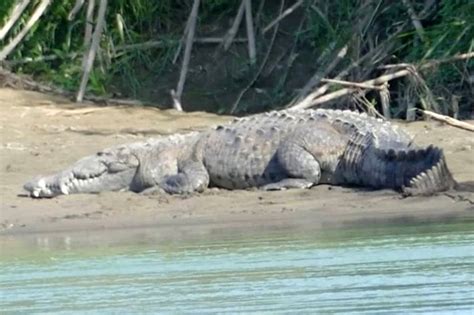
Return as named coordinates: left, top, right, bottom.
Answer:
left=0, top=0, right=51, bottom=61
left=0, top=0, right=31, bottom=40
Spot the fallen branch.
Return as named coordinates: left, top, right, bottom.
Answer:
left=379, top=52, right=474, bottom=71
left=289, top=14, right=413, bottom=109
left=175, top=0, right=200, bottom=108
left=420, top=52, right=474, bottom=69
left=76, top=0, right=107, bottom=102
left=292, top=69, right=412, bottom=109
left=262, top=0, right=303, bottom=34
left=291, top=52, right=474, bottom=110
left=0, top=0, right=51, bottom=61
left=244, top=0, right=256, bottom=64
left=420, top=110, right=474, bottom=132
left=0, top=0, right=31, bottom=41
left=320, top=77, right=383, bottom=90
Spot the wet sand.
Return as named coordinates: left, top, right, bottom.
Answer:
left=1, top=88, right=473, bottom=237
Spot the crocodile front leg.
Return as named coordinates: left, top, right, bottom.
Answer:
left=160, top=161, right=210, bottom=194
left=261, top=141, right=321, bottom=190
left=261, top=126, right=346, bottom=191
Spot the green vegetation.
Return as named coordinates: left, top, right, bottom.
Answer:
left=0, top=0, right=472, bottom=116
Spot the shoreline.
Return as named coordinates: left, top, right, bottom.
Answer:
left=1, top=88, right=473, bottom=238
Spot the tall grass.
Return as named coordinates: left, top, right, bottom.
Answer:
left=0, top=0, right=472, bottom=116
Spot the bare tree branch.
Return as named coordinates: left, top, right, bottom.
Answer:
left=290, top=52, right=474, bottom=110
left=222, top=1, right=245, bottom=51
left=175, top=0, right=200, bottom=108
left=68, top=0, right=85, bottom=21
left=84, top=0, right=95, bottom=46
left=0, top=0, right=51, bottom=61
left=420, top=109, right=474, bottom=132
left=0, top=0, right=31, bottom=41
left=76, top=0, right=107, bottom=102
left=321, top=78, right=383, bottom=90
left=170, top=89, right=183, bottom=111
left=379, top=82, right=391, bottom=118
left=244, top=0, right=256, bottom=64
left=172, top=7, right=193, bottom=64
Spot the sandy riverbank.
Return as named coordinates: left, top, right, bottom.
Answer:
left=1, top=88, right=473, bottom=237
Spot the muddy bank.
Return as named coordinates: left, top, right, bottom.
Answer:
left=0, top=88, right=473, bottom=237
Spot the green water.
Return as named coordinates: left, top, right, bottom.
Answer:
left=1, top=223, right=473, bottom=314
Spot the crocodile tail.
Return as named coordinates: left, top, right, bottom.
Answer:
left=338, top=132, right=456, bottom=194
left=401, top=148, right=456, bottom=196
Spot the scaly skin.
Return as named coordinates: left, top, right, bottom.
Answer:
left=23, top=109, right=456, bottom=198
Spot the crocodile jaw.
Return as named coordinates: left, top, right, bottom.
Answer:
left=24, top=169, right=136, bottom=198
left=24, top=149, right=139, bottom=198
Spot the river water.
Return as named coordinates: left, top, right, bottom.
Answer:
left=1, top=222, right=473, bottom=314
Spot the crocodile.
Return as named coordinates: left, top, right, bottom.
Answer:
left=23, top=109, right=456, bottom=198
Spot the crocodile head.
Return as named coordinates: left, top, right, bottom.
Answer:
left=24, top=145, right=140, bottom=198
